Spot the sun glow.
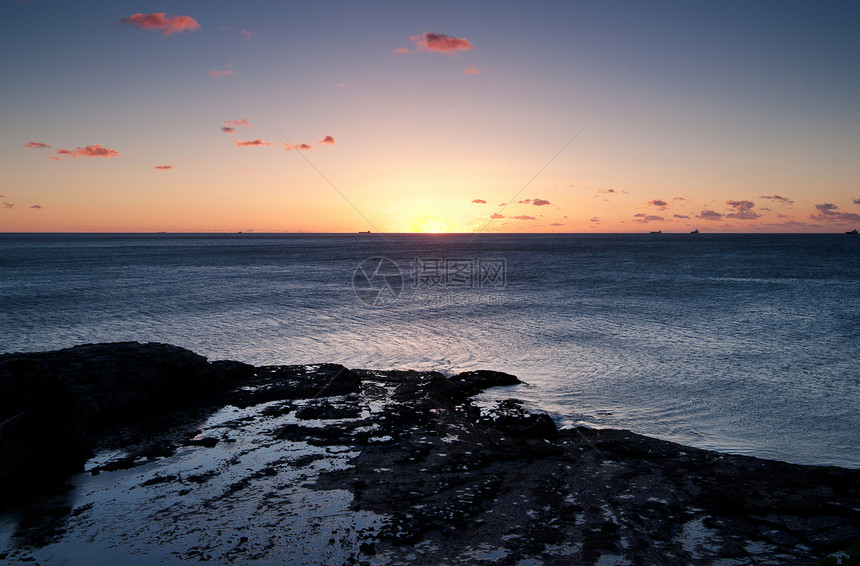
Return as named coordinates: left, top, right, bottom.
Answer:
left=410, top=218, right=454, bottom=233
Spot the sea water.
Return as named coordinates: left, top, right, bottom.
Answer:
left=0, top=232, right=857, bottom=467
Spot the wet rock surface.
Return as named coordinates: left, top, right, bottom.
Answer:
left=1, top=343, right=858, bottom=564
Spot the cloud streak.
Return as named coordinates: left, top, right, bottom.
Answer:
left=408, top=32, right=473, bottom=54
left=23, top=142, right=50, bottom=149
left=809, top=203, right=860, bottom=223
left=471, top=199, right=487, bottom=204
left=54, top=144, right=120, bottom=159
left=234, top=139, right=270, bottom=147
left=120, top=13, right=201, bottom=36
left=760, top=194, right=795, bottom=205
left=155, top=165, right=173, bottom=170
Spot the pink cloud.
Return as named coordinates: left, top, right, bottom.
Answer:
left=517, top=198, right=551, bottom=206
left=209, top=65, right=235, bottom=77
left=240, top=29, right=253, bottom=40
left=464, top=66, right=483, bottom=75
left=726, top=210, right=761, bottom=220
left=649, top=199, right=669, bottom=210
left=726, top=200, right=755, bottom=210
left=673, top=196, right=690, bottom=201
left=224, top=119, right=251, bottom=128
left=471, top=199, right=487, bottom=204
left=234, top=139, right=270, bottom=147
left=725, top=200, right=761, bottom=219
left=698, top=210, right=724, bottom=221
left=54, top=145, right=120, bottom=159
left=512, top=215, right=536, bottom=221
left=318, top=135, right=336, bottom=145
left=673, top=214, right=691, bottom=219
left=490, top=213, right=505, bottom=219
left=120, top=13, right=201, bottom=36
left=23, top=141, right=50, bottom=149
left=410, top=32, right=474, bottom=54
left=155, top=165, right=173, bottom=170
left=633, top=213, right=664, bottom=223
left=221, top=127, right=236, bottom=133
left=809, top=203, right=860, bottom=223
left=760, top=194, right=794, bottom=205
left=283, top=143, right=312, bottom=151
left=590, top=217, right=600, bottom=223
left=2, top=202, right=13, bottom=209
left=393, top=47, right=412, bottom=55
left=30, top=204, right=44, bottom=209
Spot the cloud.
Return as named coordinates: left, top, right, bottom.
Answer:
left=590, top=217, right=600, bottom=223
left=726, top=200, right=755, bottom=210
left=221, top=127, right=236, bottom=133
left=464, top=66, right=482, bottom=75
left=490, top=213, right=505, bottom=219
left=318, top=135, right=336, bottom=145
left=698, top=210, right=724, bottom=221
left=726, top=210, right=761, bottom=220
left=234, top=139, right=270, bottom=147
left=239, top=29, right=253, bottom=40
left=673, top=214, right=691, bottom=219
left=498, top=203, right=506, bottom=207
left=673, top=196, right=690, bottom=202
left=809, top=203, right=860, bottom=223
left=648, top=199, right=669, bottom=210
left=225, top=119, right=251, bottom=128
left=517, top=198, right=551, bottom=206
left=155, top=165, right=173, bottom=170
left=760, top=194, right=795, bottom=205
left=410, top=32, right=473, bottom=54
left=633, top=213, right=664, bottom=223
left=54, top=144, right=120, bottom=159
left=392, top=47, right=412, bottom=55
left=283, top=143, right=313, bottom=151
left=2, top=202, right=13, bottom=209
left=511, top=215, right=536, bottom=221
left=30, top=204, right=44, bottom=209
left=471, top=199, right=487, bottom=204
left=724, top=200, right=760, bottom=220
left=23, top=141, right=50, bottom=149
left=854, top=198, right=860, bottom=205
left=550, top=223, right=564, bottom=226
left=120, top=13, right=201, bottom=36
left=209, top=64, right=235, bottom=77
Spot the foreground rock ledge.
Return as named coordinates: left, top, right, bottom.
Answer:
left=1, top=342, right=858, bottom=565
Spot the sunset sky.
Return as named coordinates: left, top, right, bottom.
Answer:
left=2, top=1, right=859, bottom=233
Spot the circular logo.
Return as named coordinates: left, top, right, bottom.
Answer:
left=353, top=257, right=403, bottom=307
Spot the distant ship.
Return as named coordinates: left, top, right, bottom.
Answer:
left=358, top=230, right=371, bottom=234
left=650, top=230, right=662, bottom=234
left=690, top=229, right=699, bottom=234
left=847, top=229, right=858, bottom=235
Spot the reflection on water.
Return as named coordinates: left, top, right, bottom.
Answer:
left=0, top=233, right=858, bottom=468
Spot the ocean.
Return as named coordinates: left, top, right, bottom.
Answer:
left=0, top=232, right=858, bottom=468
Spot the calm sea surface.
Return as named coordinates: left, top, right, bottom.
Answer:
left=1, top=233, right=858, bottom=467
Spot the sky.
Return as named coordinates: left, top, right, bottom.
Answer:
left=1, top=1, right=859, bottom=233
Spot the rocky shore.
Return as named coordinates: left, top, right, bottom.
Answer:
left=1, top=342, right=858, bottom=564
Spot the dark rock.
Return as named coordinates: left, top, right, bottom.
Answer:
left=481, top=398, right=558, bottom=439
left=0, top=342, right=249, bottom=496
left=448, top=370, right=522, bottom=396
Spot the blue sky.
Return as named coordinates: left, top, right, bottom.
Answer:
left=2, top=1, right=859, bottom=232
